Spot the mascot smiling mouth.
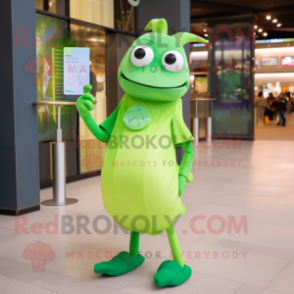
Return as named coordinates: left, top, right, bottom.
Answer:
left=122, top=73, right=186, bottom=89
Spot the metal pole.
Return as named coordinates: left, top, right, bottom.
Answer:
left=194, top=100, right=199, bottom=143
left=41, top=105, right=78, bottom=206
left=207, top=117, right=212, bottom=143
left=207, top=100, right=212, bottom=143
left=52, top=142, right=66, bottom=203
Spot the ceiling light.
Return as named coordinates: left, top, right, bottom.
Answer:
left=277, top=23, right=282, bottom=27
left=272, top=19, right=278, bottom=23
left=204, top=34, right=208, bottom=37
left=258, top=28, right=263, bottom=32
left=203, top=29, right=207, bottom=32
left=263, top=32, right=268, bottom=37
left=254, top=25, right=257, bottom=29
left=266, top=15, right=271, bottom=20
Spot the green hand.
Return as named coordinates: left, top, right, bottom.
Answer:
left=178, top=175, right=186, bottom=197
left=76, top=84, right=95, bottom=118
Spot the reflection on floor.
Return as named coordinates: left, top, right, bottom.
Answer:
left=1, top=140, right=294, bottom=293
left=255, top=113, right=294, bottom=141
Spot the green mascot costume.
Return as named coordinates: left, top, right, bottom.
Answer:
left=76, top=18, right=208, bottom=287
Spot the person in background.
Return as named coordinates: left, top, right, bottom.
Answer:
left=255, top=92, right=268, bottom=126
left=277, top=93, right=287, bottom=126
left=285, top=92, right=292, bottom=114
left=266, top=93, right=275, bottom=120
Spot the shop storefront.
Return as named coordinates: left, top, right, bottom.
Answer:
left=35, top=0, right=136, bottom=187
left=189, top=37, right=294, bottom=140
left=254, top=40, right=294, bottom=98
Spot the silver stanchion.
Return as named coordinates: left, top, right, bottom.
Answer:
left=34, top=102, right=78, bottom=206
left=191, top=98, right=216, bottom=143
left=207, top=117, right=212, bottom=143
left=194, top=100, right=199, bottom=143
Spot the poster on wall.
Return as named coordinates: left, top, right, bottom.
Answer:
left=64, top=47, right=90, bottom=95
left=281, top=56, right=294, bottom=67
left=194, top=76, right=208, bottom=96
left=35, top=14, right=76, bottom=142
left=261, top=57, right=278, bottom=67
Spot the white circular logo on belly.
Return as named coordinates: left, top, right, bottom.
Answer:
left=123, top=105, right=151, bottom=130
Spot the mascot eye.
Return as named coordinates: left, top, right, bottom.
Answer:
left=131, top=45, right=154, bottom=67
left=162, top=50, right=184, bottom=72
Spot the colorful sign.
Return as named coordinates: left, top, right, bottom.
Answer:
left=281, top=56, right=294, bottom=67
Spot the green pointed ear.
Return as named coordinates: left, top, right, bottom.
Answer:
left=172, top=32, right=208, bottom=45
left=144, top=18, right=168, bottom=34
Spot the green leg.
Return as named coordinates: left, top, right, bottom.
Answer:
left=154, top=225, right=191, bottom=288
left=94, top=231, right=145, bottom=276
left=166, top=225, right=185, bottom=267
left=129, top=231, right=140, bottom=257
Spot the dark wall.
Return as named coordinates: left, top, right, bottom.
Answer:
left=0, top=0, right=40, bottom=213
left=106, top=32, right=136, bottom=115
left=0, top=0, right=17, bottom=209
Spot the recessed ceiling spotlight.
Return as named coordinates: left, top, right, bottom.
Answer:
left=263, top=32, right=268, bottom=37
left=258, top=28, right=263, bottom=32
left=254, top=25, right=258, bottom=29
left=277, top=23, right=282, bottom=27
left=204, top=34, right=208, bottom=37
left=266, top=15, right=271, bottom=20
left=272, top=19, right=278, bottom=23
left=203, top=29, right=207, bottom=32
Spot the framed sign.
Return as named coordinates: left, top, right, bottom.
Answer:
left=194, top=76, right=208, bottom=94
left=281, top=56, right=294, bottom=67
left=63, top=47, right=90, bottom=96
left=261, top=57, right=278, bottom=67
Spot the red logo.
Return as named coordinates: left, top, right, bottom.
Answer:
left=23, top=241, right=55, bottom=272
left=81, top=154, right=103, bottom=175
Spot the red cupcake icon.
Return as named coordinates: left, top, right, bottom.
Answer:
left=23, top=241, right=55, bottom=272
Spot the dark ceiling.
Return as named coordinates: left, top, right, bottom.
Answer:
left=190, top=0, right=294, bottom=40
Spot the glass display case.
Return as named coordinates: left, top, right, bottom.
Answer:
left=207, top=21, right=255, bottom=139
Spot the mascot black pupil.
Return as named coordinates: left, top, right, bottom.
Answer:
left=134, top=48, right=146, bottom=59
left=165, top=53, right=176, bottom=64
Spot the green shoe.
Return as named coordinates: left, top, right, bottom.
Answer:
left=94, top=251, right=145, bottom=276
left=154, top=260, right=191, bottom=287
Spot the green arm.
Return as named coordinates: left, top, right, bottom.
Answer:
left=82, top=113, right=109, bottom=143
left=178, top=141, right=194, bottom=197
left=76, top=85, right=109, bottom=143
